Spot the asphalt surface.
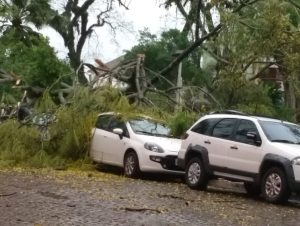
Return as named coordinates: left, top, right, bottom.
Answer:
left=1, top=167, right=300, bottom=226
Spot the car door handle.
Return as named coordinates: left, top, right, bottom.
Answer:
left=204, top=140, right=211, bottom=144
left=230, top=146, right=238, bottom=150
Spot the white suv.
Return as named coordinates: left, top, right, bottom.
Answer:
left=177, top=111, right=300, bottom=203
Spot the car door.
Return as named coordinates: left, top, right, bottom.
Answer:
left=226, top=119, right=263, bottom=175
left=189, top=117, right=221, bottom=163
left=101, top=116, right=130, bottom=166
left=90, top=114, right=112, bottom=162
left=208, top=118, right=238, bottom=169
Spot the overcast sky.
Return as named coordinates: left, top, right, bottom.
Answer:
left=40, top=0, right=181, bottom=63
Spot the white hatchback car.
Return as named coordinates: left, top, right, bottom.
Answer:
left=90, top=113, right=183, bottom=177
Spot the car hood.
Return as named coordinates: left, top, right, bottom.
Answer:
left=270, top=142, right=300, bottom=159
left=137, top=135, right=182, bottom=154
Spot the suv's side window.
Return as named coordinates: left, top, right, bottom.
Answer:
left=95, top=115, right=112, bottom=131
left=234, top=119, right=260, bottom=145
left=212, top=118, right=237, bottom=139
left=191, top=118, right=220, bottom=135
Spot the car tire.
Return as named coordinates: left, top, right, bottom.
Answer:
left=185, top=157, right=208, bottom=190
left=261, top=167, right=290, bottom=203
left=124, top=152, right=140, bottom=178
left=244, top=182, right=260, bottom=196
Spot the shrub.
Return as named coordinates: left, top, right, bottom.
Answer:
left=45, top=107, right=97, bottom=160
left=0, top=86, right=138, bottom=168
left=167, top=111, right=198, bottom=138
left=0, top=120, right=40, bottom=167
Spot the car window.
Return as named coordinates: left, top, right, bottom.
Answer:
left=129, top=118, right=172, bottom=137
left=259, top=121, right=300, bottom=144
left=212, top=118, right=237, bottom=140
left=284, top=123, right=300, bottom=141
left=95, top=115, right=112, bottom=130
left=234, top=120, right=260, bottom=145
left=191, top=118, right=220, bottom=135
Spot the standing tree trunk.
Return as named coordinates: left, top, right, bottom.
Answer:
left=47, top=0, right=129, bottom=84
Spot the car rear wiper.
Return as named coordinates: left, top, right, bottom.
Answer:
left=271, top=139, right=296, bottom=144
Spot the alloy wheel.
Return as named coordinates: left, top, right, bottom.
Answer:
left=188, top=162, right=201, bottom=185
left=265, top=173, right=282, bottom=198
left=125, top=155, right=135, bottom=176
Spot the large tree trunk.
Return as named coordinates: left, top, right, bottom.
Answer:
left=48, top=0, right=129, bottom=85
left=69, top=52, right=87, bottom=84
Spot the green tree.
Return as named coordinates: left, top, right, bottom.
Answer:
left=0, top=31, right=71, bottom=102
left=0, top=0, right=52, bottom=44
left=126, top=29, right=207, bottom=88
left=208, top=0, right=300, bottom=118
left=45, top=0, right=130, bottom=84
left=1, top=0, right=130, bottom=84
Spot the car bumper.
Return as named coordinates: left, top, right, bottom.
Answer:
left=291, top=165, right=300, bottom=192
left=291, top=182, right=300, bottom=192
left=139, top=153, right=183, bottom=173
left=176, top=157, right=185, bottom=170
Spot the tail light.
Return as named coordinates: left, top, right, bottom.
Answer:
left=181, top=133, right=189, bottom=140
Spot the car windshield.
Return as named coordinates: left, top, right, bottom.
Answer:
left=129, top=118, right=172, bottom=137
left=259, top=120, right=300, bottom=144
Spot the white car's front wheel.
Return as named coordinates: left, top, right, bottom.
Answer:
left=124, top=152, right=140, bottom=178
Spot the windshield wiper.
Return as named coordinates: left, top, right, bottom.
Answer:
left=135, top=130, right=172, bottom=137
left=271, top=139, right=296, bottom=144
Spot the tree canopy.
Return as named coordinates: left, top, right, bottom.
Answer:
left=1, top=0, right=300, bottom=119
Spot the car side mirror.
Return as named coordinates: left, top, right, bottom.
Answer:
left=113, top=128, right=124, bottom=139
left=246, top=132, right=261, bottom=146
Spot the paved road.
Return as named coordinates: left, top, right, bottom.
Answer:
left=1, top=168, right=300, bottom=226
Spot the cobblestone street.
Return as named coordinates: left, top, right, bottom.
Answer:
left=1, top=168, right=300, bottom=226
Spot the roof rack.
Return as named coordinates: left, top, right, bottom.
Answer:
left=210, top=110, right=283, bottom=121
left=210, top=110, right=247, bottom=115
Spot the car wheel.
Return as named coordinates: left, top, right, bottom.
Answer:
left=261, top=167, right=290, bottom=203
left=185, top=157, right=208, bottom=190
left=244, top=182, right=260, bottom=196
left=124, top=152, right=140, bottom=178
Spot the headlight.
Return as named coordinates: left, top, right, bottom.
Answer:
left=144, top=142, right=164, bottom=153
left=292, top=157, right=300, bottom=166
